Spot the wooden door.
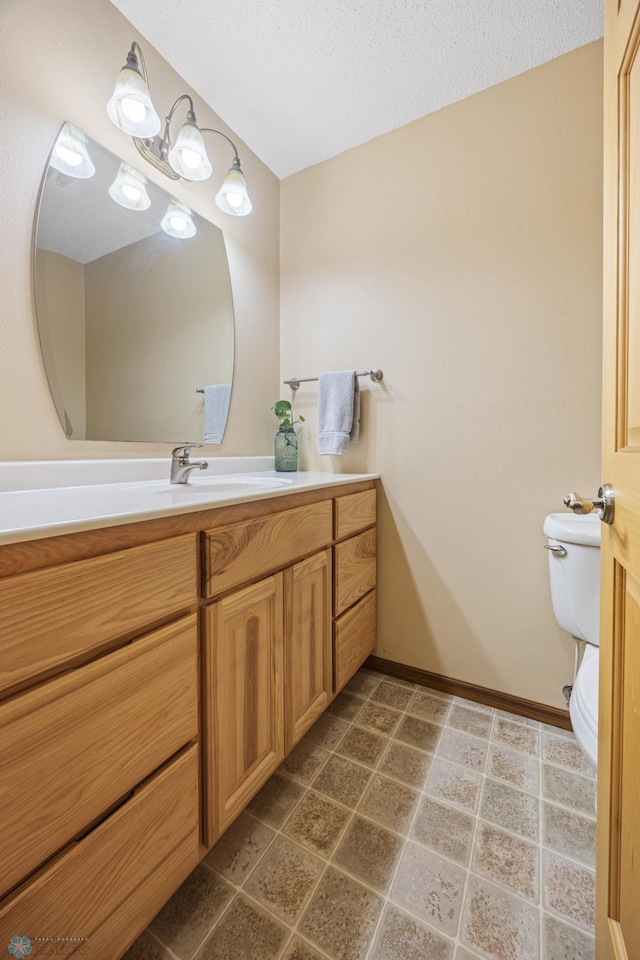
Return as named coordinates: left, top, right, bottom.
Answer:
left=599, top=2, right=640, bottom=956
left=202, top=574, right=284, bottom=844
left=284, top=549, right=332, bottom=749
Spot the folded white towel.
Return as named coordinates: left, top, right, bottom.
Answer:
left=203, top=384, right=231, bottom=444
left=317, top=370, right=357, bottom=455
left=350, top=376, right=360, bottom=443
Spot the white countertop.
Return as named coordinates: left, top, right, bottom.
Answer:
left=0, top=457, right=378, bottom=546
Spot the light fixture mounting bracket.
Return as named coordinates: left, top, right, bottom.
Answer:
left=133, top=136, right=180, bottom=181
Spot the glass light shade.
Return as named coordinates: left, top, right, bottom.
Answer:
left=168, top=121, right=212, bottom=181
left=50, top=123, right=95, bottom=178
left=161, top=199, right=197, bottom=239
left=108, top=162, right=151, bottom=211
left=215, top=161, right=252, bottom=216
left=107, top=64, right=161, bottom=138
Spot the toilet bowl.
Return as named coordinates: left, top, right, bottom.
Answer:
left=544, top=512, right=600, bottom=771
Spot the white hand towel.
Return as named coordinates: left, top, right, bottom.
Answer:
left=350, top=376, right=360, bottom=443
left=203, top=384, right=231, bottom=444
left=317, top=370, right=356, bottom=455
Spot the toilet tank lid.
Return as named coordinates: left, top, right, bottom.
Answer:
left=544, top=512, right=601, bottom=546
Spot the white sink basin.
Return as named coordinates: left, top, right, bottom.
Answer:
left=120, top=475, right=294, bottom=495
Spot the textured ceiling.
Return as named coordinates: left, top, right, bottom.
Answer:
left=109, top=0, right=603, bottom=179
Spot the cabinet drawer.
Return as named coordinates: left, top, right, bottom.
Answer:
left=203, top=500, right=332, bottom=598
left=0, top=533, right=197, bottom=694
left=333, top=590, right=376, bottom=692
left=0, top=746, right=199, bottom=960
left=333, top=527, right=377, bottom=617
left=0, top=614, right=198, bottom=899
left=334, top=488, right=376, bottom=540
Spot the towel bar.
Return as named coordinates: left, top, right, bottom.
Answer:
left=284, top=369, right=383, bottom=392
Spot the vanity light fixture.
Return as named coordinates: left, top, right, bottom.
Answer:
left=107, top=42, right=252, bottom=216
left=50, top=122, right=95, bottom=179
left=108, top=162, right=151, bottom=210
left=161, top=199, right=197, bottom=238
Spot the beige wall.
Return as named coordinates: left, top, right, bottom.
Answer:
left=281, top=42, right=604, bottom=708
left=0, top=0, right=279, bottom=459
left=34, top=250, right=86, bottom=439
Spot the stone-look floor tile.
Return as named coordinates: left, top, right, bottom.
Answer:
left=345, top=671, right=380, bottom=697
left=480, top=779, right=539, bottom=841
left=395, top=714, right=442, bottom=752
left=150, top=864, right=233, bottom=959
left=407, top=690, right=451, bottom=723
left=204, top=812, right=275, bottom=884
left=456, top=950, right=483, bottom=960
left=542, top=734, right=595, bottom=777
left=496, top=710, right=539, bottom=728
left=325, top=691, right=364, bottom=722
left=471, top=821, right=539, bottom=902
left=305, top=713, right=351, bottom=750
left=247, top=773, right=305, bottom=828
left=358, top=773, right=420, bottom=833
left=375, top=673, right=417, bottom=690
left=299, top=866, right=383, bottom=960
left=487, top=745, right=539, bottom=795
left=461, top=876, right=540, bottom=960
left=378, top=740, right=432, bottom=788
left=282, top=936, right=330, bottom=960
left=369, top=903, right=453, bottom=960
left=543, top=915, right=595, bottom=960
left=425, top=758, right=482, bottom=813
left=312, top=755, right=372, bottom=808
left=438, top=728, right=488, bottom=772
left=390, top=842, right=466, bottom=936
left=411, top=795, right=475, bottom=866
left=420, top=685, right=454, bottom=701
left=336, top=725, right=388, bottom=767
left=542, top=764, right=597, bottom=816
left=122, top=931, right=173, bottom=960
left=245, top=836, right=325, bottom=925
left=333, top=815, right=403, bottom=892
left=196, top=894, right=288, bottom=960
left=492, top=718, right=539, bottom=757
left=448, top=705, right=493, bottom=739
left=454, top=696, right=494, bottom=713
left=542, top=722, right=574, bottom=740
left=283, top=790, right=351, bottom=857
left=280, top=740, right=331, bottom=785
left=371, top=680, right=414, bottom=710
left=543, top=851, right=596, bottom=932
left=356, top=700, right=402, bottom=735
left=543, top=802, right=596, bottom=866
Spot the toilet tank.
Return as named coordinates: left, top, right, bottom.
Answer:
left=543, top=513, right=601, bottom=646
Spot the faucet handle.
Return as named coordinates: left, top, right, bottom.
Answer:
left=172, top=444, right=203, bottom=461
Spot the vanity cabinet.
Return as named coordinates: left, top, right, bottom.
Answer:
left=0, top=479, right=376, bottom=958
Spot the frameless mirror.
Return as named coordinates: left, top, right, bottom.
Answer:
left=34, top=123, right=234, bottom=442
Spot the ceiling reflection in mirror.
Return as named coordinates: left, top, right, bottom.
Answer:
left=34, top=123, right=234, bottom=443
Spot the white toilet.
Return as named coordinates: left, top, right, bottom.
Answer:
left=544, top=512, right=600, bottom=771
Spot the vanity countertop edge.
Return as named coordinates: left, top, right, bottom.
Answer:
left=0, top=458, right=379, bottom=547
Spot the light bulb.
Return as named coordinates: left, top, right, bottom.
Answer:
left=161, top=199, right=196, bottom=238
left=225, top=192, right=244, bottom=209
left=55, top=144, right=83, bottom=167
left=180, top=148, right=202, bottom=169
left=121, top=183, right=142, bottom=202
left=121, top=97, right=146, bottom=124
left=49, top=122, right=95, bottom=179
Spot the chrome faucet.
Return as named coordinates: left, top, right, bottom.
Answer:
left=170, top=444, right=209, bottom=484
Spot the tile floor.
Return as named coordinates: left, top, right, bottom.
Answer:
left=123, top=669, right=597, bottom=960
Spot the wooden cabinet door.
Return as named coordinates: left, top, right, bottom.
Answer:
left=203, top=574, right=284, bottom=844
left=599, top=2, right=640, bottom=957
left=284, top=550, right=332, bottom=750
